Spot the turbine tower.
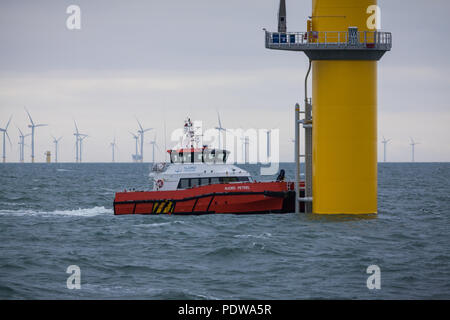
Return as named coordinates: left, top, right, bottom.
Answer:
left=240, top=136, right=249, bottom=163
left=25, top=108, right=47, bottom=163
left=17, top=127, right=30, bottom=163
left=381, top=136, right=391, bottom=163
left=0, top=116, right=12, bottom=163
left=73, top=121, right=87, bottom=163
left=149, top=134, right=159, bottom=164
left=136, top=119, right=153, bottom=163
left=130, top=132, right=140, bottom=162
left=215, top=111, right=227, bottom=150
left=265, top=0, right=392, bottom=214
left=79, top=135, right=88, bottom=163
left=410, top=137, right=419, bottom=162
left=52, top=135, right=63, bottom=163
left=110, top=137, right=117, bottom=163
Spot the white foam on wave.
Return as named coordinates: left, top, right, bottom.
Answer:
left=233, top=232, right=272, bottom=239
left=134, top=220, right=186, bottom=228
left=0, top=206, right=112, bottom=217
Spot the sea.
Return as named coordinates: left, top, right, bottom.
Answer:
left=0, top=162, right=449, bottom=299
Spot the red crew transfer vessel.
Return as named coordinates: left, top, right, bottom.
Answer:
left=114, top=119, right=302, bottom=215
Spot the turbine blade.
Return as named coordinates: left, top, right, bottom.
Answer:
left=5, top=115, right=12, bottom=131
left=217, top=111, right=222, bottom=128
left=136, top=118, right=143, bottom=132
left=6, top=131, right=12, bottom=147
left=35, top=124, right=48, bottom=127
left=25, top=107, right=34, bottom=126
left=74, top=121, right=79, bottom=134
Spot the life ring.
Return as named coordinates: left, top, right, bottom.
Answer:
left=156, top=179, right=164, bottom=188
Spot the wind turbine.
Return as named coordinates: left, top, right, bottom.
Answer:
left=0, top=116, right=12, bottom=163
left=52, top=135, right=63, bottom=163
left=25, top=108, right=47, bottom=163
left=410, top=137, right=420, bottom=162
left=149, top=133, right=159, bottom=164
left=73, top=121, right=87, bottom=163
left=136, top=119, right=153, bottom=163
left=110, top=137, right=118, bottom=163
left=215, top=111, right=227, bottom=150
left=240, top=136, right=249, bottom=163
left=17, top=127, right=30, bottom=163
left=381, top=136, right=391, bottom=162
left=130, top=132, right=140, bottom=162
left=79, top=135, right=88, bottom=162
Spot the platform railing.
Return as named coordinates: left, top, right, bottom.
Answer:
left=265, top=30, right=392, bottom=50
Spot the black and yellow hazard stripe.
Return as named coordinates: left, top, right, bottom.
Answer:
left=152, top=200, right=175, bottom=214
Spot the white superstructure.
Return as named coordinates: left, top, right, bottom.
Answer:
left=149, top=118, right=252, bottom=191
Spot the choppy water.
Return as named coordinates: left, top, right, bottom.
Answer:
left=0, top=163, right=449, bottom=299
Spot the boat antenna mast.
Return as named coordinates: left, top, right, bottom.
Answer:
left=183, top=118, right=200, bottom=149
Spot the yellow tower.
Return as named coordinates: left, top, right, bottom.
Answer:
left=265, top=0, right=391, bottom=214
left=45, top=151, right=51, bottom=163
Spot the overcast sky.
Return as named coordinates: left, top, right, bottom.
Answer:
left=0, top=0, right=449, bottom=163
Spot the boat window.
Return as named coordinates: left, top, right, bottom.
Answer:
left=177, top=178, right=190, bottom=189
left=203, top=150, right=215, bottom=163
left=180, top=152, right=191, bottom=164
left=221, top=151, right=227, bottom=163
left=210, top=177, right=220, bottom=184
left=178, top=176, right=249, bottom=189
left=191, top=178, right=200, bottom=188
left=195, top=152, right=203, bottom=163
left=220, top=176, right=239, bottom=183
left=170, top=152, right=181, bottom=164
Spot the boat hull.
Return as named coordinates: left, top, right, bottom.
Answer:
left=113, top=181, right=304, bottom=215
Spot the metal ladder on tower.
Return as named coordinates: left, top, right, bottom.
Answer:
left=294, top=61, right=313, bottom=214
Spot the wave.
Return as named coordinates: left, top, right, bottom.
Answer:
left=0, top=206, right=112, bottom=217
left=134, top=220, right=187, bottom=228
left=233, top=232, right=272, bottom=239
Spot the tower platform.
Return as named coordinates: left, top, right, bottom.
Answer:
left=264, top=29, right=392, bottom=60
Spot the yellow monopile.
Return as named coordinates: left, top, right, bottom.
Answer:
left=312, top=0, right=378, bottom=214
